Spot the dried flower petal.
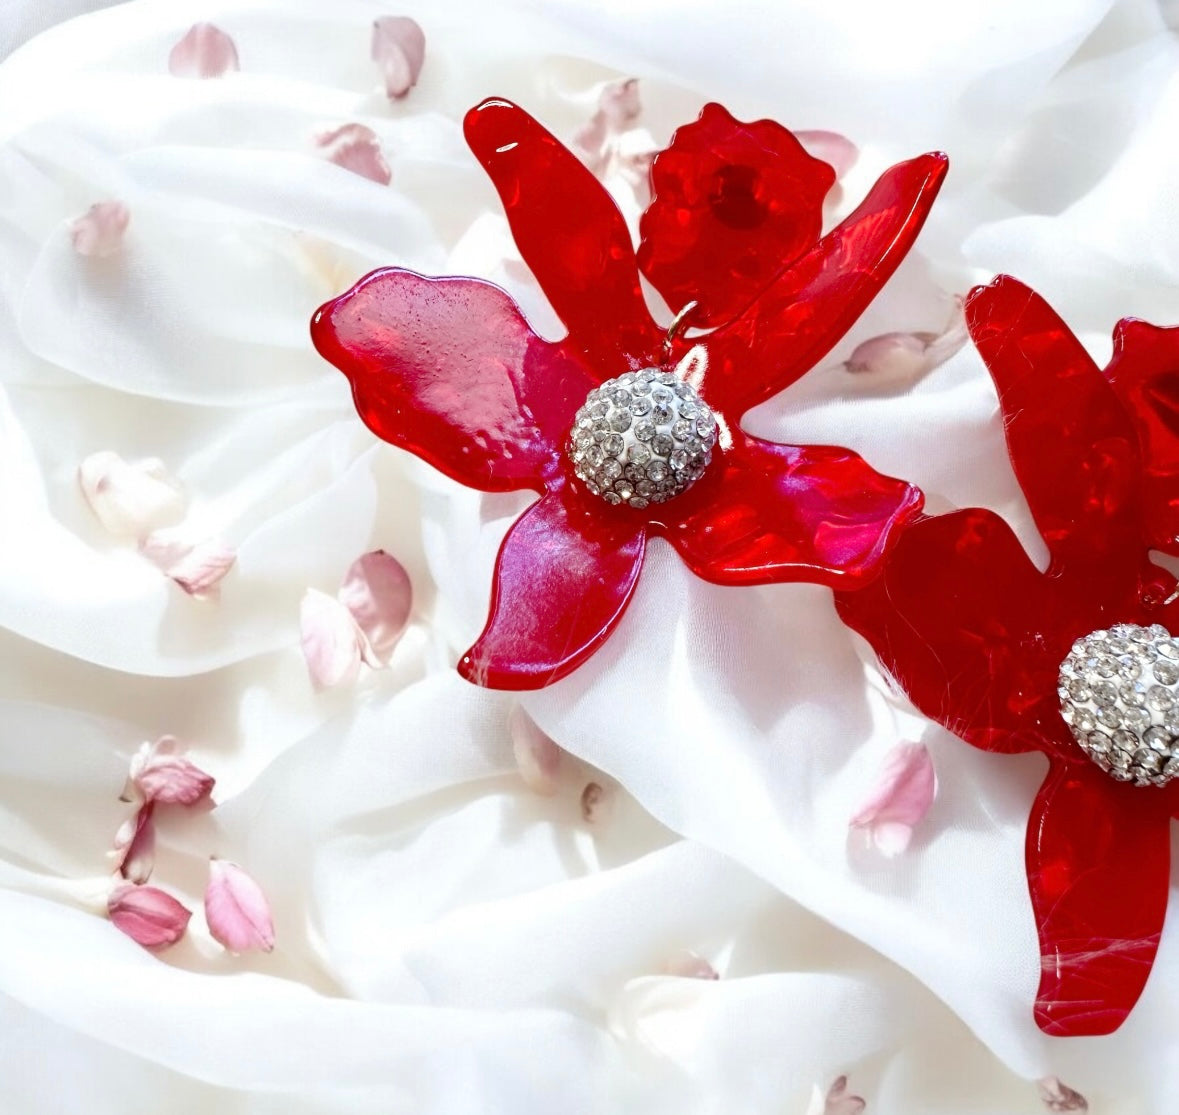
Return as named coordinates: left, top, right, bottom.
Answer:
left=338, top=550, right=412, bottom=666
left=205, top=859, right=275, bottom=954
left=316, top=124, right=392, bottom=186
left=108, top=884, right=192, bottom=950
left=598, top=78, right=641, bottom=131
left=168, top=22, right=240, bottom=79
left=510, top=706, right=561, bottom=795
left=371, top=16, right=425, bottom=99
left=805, top=1076, right=867, bottom=1115
left=796, top=130, right=858, bottom=179
left=70, top=201, right=130, bottom=258
left=846, top=303, right=968, bottom=384
left=662, top=949, right=719, bottom=979
left=849, top=742, right=936, bottom=857
left=580, top=781, right=614, bottom=823
left=130, top=737, right=214, bottom=806
left=78, top=452, right=186, bottom=538
left=300, top=588, right=366, bottom=689
left=113, top=803, right=156, bottom=884
left=1038, top=1077, right=1089, bottom=1112
left=141, top=531, right=235, bottom=598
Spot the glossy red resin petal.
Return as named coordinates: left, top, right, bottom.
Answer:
left=1105, top=318, right=1179, bottom=555
left=457, top=480, right=647, bottom=690
left=695, top=152, right=947, bottom=419
left=464, top=98, right=663, bottom=375
left=312, top=269, right=595, bottom=494
left=650, top=432, right=922, bottom=588
left=1029, top=760, right=1171, bottom=1036
left=966, top=276, right=1143, bottom=587
left=637, top=103, right=836, bottom=328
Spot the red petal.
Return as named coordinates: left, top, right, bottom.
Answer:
left=1105, top=317, right=1179, bottom=556
left=1028, top=760, right=1170, bottom=1036
left=966, top=276, right=1143, bottom=588
left=637, top=103, right=836, bottom=328
left=312, top=270, right=595, bottom=493
left=696, top=153, right=947, bottom=418
left=650, top=433, right=921, bottom=588
left=458, top=482, right=646, bottom=689
left=463, top=98, right=662, bottom=374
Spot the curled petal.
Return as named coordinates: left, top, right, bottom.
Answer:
left=338, top=550, right=412, bottom=666
left=510, top=706, right=562, bottom=795
left=580, top=781, right=614, bottom=824
left=795, top=130, right=858, bottom=179
left=70, top=201, right=130, bottom=258
left=78, top=452, right=185, bottom=539
left=131, top=736, right=214, bottom=807
left=1038, top=1077, right=1089, bottom=1112
left=598, top=78, right=641, bottom=131
left=662, top=949, right=719, bottom=979
left=806, top=1077, right=866, bottom=1115
left=108, top=884, right=192, bottom=950
left=639, top=103, right=837, bottom=327
left=315, top=124, right=392, bottom=186
left=205, top=859, right=275, bottom=954
left=849, top=742, right=936, bottom=856
left=140, top=531, right=236, bottom=598
left=114, top=804, right=156, bottom=884
left=168, top=23, right=240, bottom=79
left=300, top=589, right=365, bottom=690
left=371, top=16, right=425, bottom=99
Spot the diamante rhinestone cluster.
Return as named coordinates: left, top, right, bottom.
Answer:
left=1058, top=623, right=1179, bottom=787
left=566, top=370, right=718, bottom=508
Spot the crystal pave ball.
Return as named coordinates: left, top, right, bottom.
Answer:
left=1059, top=624, right=1179, bottom=786
left=566, top=369, right=719, bottom=509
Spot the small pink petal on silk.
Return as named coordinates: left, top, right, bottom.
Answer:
left=805, top=1077, right=867, bottom=1115
left=78, top=452, right=186, bottom=538
left=114, top=804, right=156, bottom=884
left=337, top=550, right=412, bottom=666
left=849, top=742, right=936, bottom=857
left=205, top=859, right=275, bottom=954
left=796, top=130, right=859, bottom=179
left=316, top=124, right=392, bottom=186
left=662, top=949, right=719, bottom=979
left=130, top=736, right=214, bottom=807
left=371, top=16, right=425, bottom=99
left=300, top=588, right=366, bottom=689
left=1038, top=1077, right=1089, bottom=1112
left=846, top=302, right=968, bottom=384
left=108, top=884, right=192, bottom=950
left=510, top=706, right=562, bottom=796
left=141, top=532, right=235, bottom=598
left=580, top=781, right=614, bottom=824
left=599, top=78, right=641, bottom=130
left=70, top=201, right=130, bottom=258
left=168, top=23, right=240, bottom=78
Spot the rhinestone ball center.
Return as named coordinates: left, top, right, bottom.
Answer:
left=1058, top=623, right=1179, bottom=787
left=566, top=369, right=718, bottom=509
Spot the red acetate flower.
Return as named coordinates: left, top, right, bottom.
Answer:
left=835, top=274, right=1179, bottom=1037
left=312, top=98, right=946, bottom=690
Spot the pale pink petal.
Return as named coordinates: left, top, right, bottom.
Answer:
left=300, top=588, right=365, bottom=690
left=371, top=16, right=425, bottom=99
left=141, top=531, right=236, bottom=598
left=510, top=706, right=562, bottom=796
left=806, top=1076, right=867, bottom=1115
left=168, top=23, right=240, bottom=79
left=662, top=949, right=719, bottom=979
left=1039, top=1077, right=1089, bottom=1112
left=78, top=452, right=186, bottom=539
left=114, top=804, right=156, bottom=884
left=205, top=859, right=275, bottom=953
left=108, top=884, right=192, bottom=950
left=131, top=737, right=215, bottom=806
left=580, top=781, right=614, bottom=824
left=796, top=129, right=859, bottom=178
left=315, top=124, right=392, bottom=186
left=849, top=742, right=936, bottom=857
left=846, top=303, right=968, bottom=384
left=599, top=78, right=641, bottom=130
left=571, top=113, right=610, bottom=177
left=337, top=550, right=412, bottom=666
left=70, top=201, right=130, bottom=258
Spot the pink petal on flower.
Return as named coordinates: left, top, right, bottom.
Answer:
left=663, top=949, right=719, bottom=979
left=131, top=736, right=215, bottom=806
left=78, top=452, right=186, bottom=538
left=1038, top=1077, right=1089, bottom=1112
left=849, top=742, right=936, bottom=857
left=205, top=859, right=275, bottom=954
left=598, top=78, right=641, bottom=131
left=141, top=532, right=236, bottom=598
left=315, top=124, right=392, bottom=186
left=337, top=550, right=412, bottom=666
left=168, top=23, right=240, bottom=79
left=796, top=130, right=859, bottom=179
left=371, top=16, right=425, bottom=99
left=70, top=201, right=130, bottom=258
left=114, top=803, right=156, bottom=884
left=510, top=706, right=561, bottom=796
left=300, top=588, right=366, bottom=689
left=108, top=884, right=192, bottom=950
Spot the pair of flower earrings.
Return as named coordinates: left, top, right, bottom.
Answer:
left=311, top=96, right=1179, bottom=1039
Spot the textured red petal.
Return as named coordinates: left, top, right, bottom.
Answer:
left=966, top=276, right=1143, bottom=589
left=458, top=481, right=647, bottom=690
left=312, top=269, right=595, bottom=494
left=1105, top=317, right=1179, bottom=556
left=464, top=98, right=662, bottom=375
left=1028, top=760, right=1171, bottom=1036
left=637, top=103, right=836, bottom=329
left=650, top=433, right=921, bottom=588
left=695, top=152, right=947, bottom=419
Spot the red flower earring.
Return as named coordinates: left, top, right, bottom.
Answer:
left=313, top=97, right=946, bottom=689
left=836, top=274, right=1179, bottom=1037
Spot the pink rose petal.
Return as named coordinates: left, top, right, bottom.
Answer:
left=846, top=302, right=968, bottom=384
left=78, top=452, right=186, bottom=539
left=806, top=1077, right=867, bottom=1115
left=338, top=550, right=412, bottom=666
left=796, top=130, right=859, bottom=179
left=580, top=781, right=614, bottom=824
left=849, top=742, right=937, bottom=857
left=662, top=949, right=719, bottom=980
left=316, top=124, right=392, bottom=186
left=300, top=588, right=366, bottom=690
left=108, top=884, right=192, bottom=950
left=130, top=737, right=215, bottom=806
left=113, top=803, right=156, bottom=884
left=1039, top=1077, right=1089, bottom=1112
left=70, top=201, right=130, bottom=258
left=141, top=531, right=236, bottom=598
left=168, top=23, right=240, bottom=79
left=599, top=78, right=641, bottom=130
left=510, top=706, right=562, bottom=796
left=371, top=16, right=425, bottom=99
left=205, top=859, right=275, bottom=954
